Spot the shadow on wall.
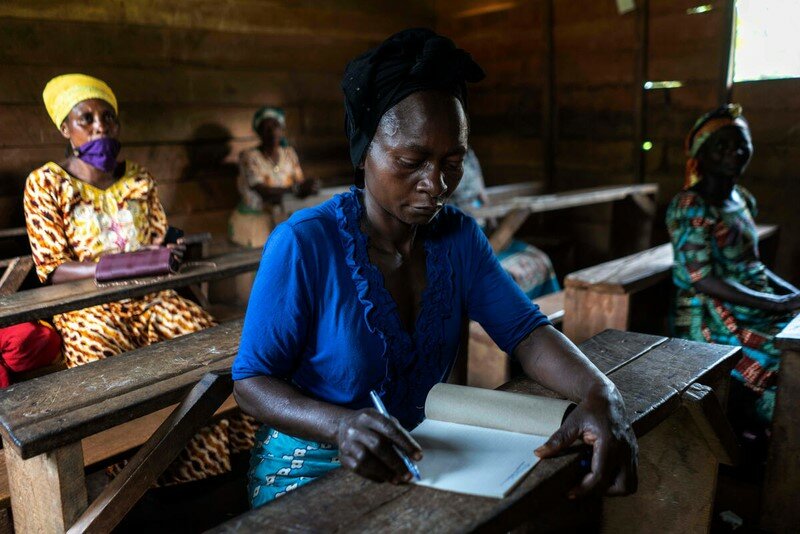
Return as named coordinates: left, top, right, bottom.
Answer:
left=180, top=123, right=239, bottom=184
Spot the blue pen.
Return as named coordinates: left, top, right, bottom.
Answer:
left=369, top=390, right=422, bottom=481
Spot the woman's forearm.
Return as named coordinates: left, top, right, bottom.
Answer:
left=513, top=325, right=612, bottom=402
left=694, top=276, right=787, bottom=311
left=234, top=375, right=353, bottom=443
left=50, top=261, right=97, bottom=284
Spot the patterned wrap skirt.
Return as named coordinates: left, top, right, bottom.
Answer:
left=248, top=426, right=340, bottom=508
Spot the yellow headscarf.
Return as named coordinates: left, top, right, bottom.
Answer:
left=42, top=74, right=118, bottom=128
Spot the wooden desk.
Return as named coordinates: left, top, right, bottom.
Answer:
left=0, top=249, right=261, bottom=328
left=463, top=183, right=658, bottom=253
left=761, top=313, right=800, bottom=533
left=211, top=330, right=739, bottom=533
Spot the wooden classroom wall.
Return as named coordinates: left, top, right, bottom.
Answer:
left=1, top=1, right=796, bottom=280
left=0, top=0, right=434, bottom=236
left=437, top=0, right=798, bottom=281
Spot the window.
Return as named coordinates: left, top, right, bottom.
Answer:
left=733, top=0, right=800, bottom=82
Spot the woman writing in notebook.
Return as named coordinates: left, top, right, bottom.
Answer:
left=233, top=29, right=638, bottom=507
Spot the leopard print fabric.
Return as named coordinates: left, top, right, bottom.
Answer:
left=23, top=161, right=255, bottom=484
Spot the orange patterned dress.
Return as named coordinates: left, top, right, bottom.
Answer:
left=24, top=161, right=256, bottom=484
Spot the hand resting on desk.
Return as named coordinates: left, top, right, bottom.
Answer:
left=515, top=325, right=639, bottom=499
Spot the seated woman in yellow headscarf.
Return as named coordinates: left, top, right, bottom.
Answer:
left=229, top=107, right=319, bottom=248
left=24, top=74, right=255, bottom=484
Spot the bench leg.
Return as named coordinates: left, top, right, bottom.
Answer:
left=602, top=405, right=719, bottom=533
left=761, top=349, right=800, bottom=533
left=4, top=441, right=87, bottom=533
left=563, top=288, right=630, bottom=343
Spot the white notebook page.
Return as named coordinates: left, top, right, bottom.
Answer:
left=410, top=419, right=549, bottom=498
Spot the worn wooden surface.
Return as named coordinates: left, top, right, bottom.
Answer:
left=761, top=315, right=800, bottom=533
left=4, top=441, right=87, bottom=534
left=211, top=330, right=739, bottom=533
left=564, top=289, right=630, bottom=343
left=68, top=372, right=233, bottom=534
left=468, top=291, right=564, bottom=389
left=683, top=382, right=740, bottom=466
left=464, top=183, right=658, bottom=220
left=0, top=249, right=260, bottom=328
left=0, top=256, right=33, bottom=297
left=0, top=320, right=242, bottom=459
left=603, top=406, right=718, bottom=533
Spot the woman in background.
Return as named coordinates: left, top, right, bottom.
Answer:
left=229, top=107, right=319, bottom=248
left=449, top=147, right=560, bottom=299
left=666, top=104, right=799, bottom=432
left=24, top=73, right=254, bottom=485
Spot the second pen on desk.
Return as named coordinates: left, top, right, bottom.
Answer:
left=369, top=390, right=422, bottom=481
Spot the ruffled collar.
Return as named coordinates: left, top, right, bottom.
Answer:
left=335, top=189, right=454, bottom=427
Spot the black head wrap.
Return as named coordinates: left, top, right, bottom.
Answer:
left=341, top=28, right=485, bottom=185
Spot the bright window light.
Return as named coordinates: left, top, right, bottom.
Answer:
left=733, top=0, right=800, bottom=82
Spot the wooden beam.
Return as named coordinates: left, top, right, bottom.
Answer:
left=633, top=0, right=649, bottom=183
left=541, top=0, right=555, bottom=190
left=718, top=0, right=736, bottom=105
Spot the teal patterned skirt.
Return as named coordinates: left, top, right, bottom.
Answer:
left=247, top=426, right=341, bottom=508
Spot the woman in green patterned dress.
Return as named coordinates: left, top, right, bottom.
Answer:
left=666, top=104, right=799, bottom=428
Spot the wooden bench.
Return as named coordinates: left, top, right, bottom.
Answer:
left=464, top=183, right=658, bottom=253
left=761, top=313, right=800, bottom=533
left=563, top=224, right=780, bottom=343
left=209, top=329, right=739, bottom=533
left=468, top=290, right=564, bottom=389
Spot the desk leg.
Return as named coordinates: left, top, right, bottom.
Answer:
left=602, top=405, right=718, bottom=533
left=4, top=441, right=87, bottom=534
left=563, top=288, right=630, bottom=343
left=761, top=349, right=800, bottom=533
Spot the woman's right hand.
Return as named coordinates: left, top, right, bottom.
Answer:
left=335, top=409, right=422, bottom=484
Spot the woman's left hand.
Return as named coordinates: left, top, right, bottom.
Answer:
left=535, top=384, right=638, bottom=499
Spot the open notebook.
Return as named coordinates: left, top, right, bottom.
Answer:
left=410, top=383, right=572, bottom=499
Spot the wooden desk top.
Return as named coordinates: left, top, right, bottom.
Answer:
left=776, top=313, right=800, bottom=351
left=565, top=224, right=778, bottom=294
left=464, top=183, right=658, bottom=220
left=0, top=320, right=243, bottom=458
left=0, top=249, right=261, bottom=328
left=211, top=330, right=739, bottom=533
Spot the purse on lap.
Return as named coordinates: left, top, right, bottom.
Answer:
left=95, top=248, right=179, bottom=283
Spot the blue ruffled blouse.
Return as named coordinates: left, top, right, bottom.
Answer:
left=232, top=190, right=550, bottom=428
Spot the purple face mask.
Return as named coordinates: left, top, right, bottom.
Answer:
left=74, top=138, right=121, bottom=174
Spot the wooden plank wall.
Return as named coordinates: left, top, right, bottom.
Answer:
left=437, top=0, right=798, bottom=282
left=436, top=0, right=546, bottom=187
left=0, top=0, right=434, bottom=236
